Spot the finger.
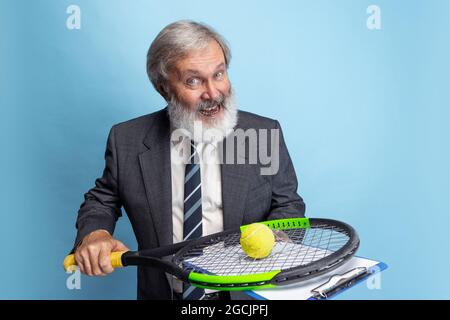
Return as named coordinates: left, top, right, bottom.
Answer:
left=99, top=246, right=114, bottom=274
left=87, top=247, right=105, bottom=276
left=112, top=240, right=129, bottom=252
left=74, top=252, right=85, bottom=274
left=80, top=250, right=93, bottom=276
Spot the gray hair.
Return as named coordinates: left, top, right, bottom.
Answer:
left=146, top=20, right=232, bottom=91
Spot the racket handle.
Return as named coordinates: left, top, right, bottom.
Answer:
left=63, top=251, right=127, bottom=272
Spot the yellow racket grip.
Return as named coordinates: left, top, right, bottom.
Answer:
left=63, top=251, right=127, bottom=272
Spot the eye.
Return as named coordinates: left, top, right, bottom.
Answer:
left=186, top=77, right=200, bottom=86
left=214, top=71, right=224, bottom=80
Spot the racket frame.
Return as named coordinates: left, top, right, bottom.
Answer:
left=119, top=217, right=360, bottom=291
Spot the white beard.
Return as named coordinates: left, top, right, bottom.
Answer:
left=167, top=89, right=238, bottom=144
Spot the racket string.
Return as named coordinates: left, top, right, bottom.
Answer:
left=179, top=225, right=350, bottom=276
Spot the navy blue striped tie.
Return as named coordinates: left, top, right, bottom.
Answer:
left=182, top=142, right=205, bottom=300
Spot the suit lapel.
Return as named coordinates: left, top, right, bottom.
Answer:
left=138, top=110, right=173, bottom=247
left=220, top=125, right=250, bottom=230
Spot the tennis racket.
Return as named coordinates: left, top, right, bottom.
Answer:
left=63, top=217, right=359, bottom=291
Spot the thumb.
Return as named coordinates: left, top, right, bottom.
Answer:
left=111, top=239, right=130, bottom=252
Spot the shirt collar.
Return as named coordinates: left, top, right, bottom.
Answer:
left=170, top=125, right=220, bottom=152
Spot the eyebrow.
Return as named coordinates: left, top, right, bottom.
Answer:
left=182, top=62, right=225, bottom=77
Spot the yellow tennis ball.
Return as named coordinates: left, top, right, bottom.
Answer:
left=240, top=223, right=275, bottom=259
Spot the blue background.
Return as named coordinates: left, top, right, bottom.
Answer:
left=1, top=0, right=449, bottom=299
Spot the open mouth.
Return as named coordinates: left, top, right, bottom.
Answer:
left=199, top=104, right=221, bottom=117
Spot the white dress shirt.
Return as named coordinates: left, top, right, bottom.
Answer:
left=169, top=134, right=224, bottom=293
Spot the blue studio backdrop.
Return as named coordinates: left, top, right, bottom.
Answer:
left=1, top=0, right=449, bottom=299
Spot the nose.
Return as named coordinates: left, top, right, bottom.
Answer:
left=201, top=80, right=221, bottom=101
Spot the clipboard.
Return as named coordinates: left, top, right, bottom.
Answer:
left=244, top=256, right=388, bottom=300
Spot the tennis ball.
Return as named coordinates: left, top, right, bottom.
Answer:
left=240, top=223, right=275, bottom=259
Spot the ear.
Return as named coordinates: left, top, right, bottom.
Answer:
left=156, top=83, right=169, bottom=101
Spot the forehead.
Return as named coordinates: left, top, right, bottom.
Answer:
left=174, top=40, right=226, bottom=75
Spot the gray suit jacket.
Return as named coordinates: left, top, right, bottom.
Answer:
left=74, top=108, right=305, bottom=299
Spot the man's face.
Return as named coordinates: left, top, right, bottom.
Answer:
left=166, top=40, right=231, bottom=126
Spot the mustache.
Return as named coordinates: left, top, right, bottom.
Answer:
left=195, top=95, right=226, bottom=112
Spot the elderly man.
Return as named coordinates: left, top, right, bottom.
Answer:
left=72, top=20, right=305, bottom=300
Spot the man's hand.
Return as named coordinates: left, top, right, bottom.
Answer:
left=75, top=230, right=129, bottom=276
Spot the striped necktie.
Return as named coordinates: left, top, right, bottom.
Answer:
left=182, top=141, right=205, bottom=300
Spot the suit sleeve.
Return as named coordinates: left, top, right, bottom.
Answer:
left=266, top=120, right=306, bottom=220
left=72, top=125, right=123, bottom=250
